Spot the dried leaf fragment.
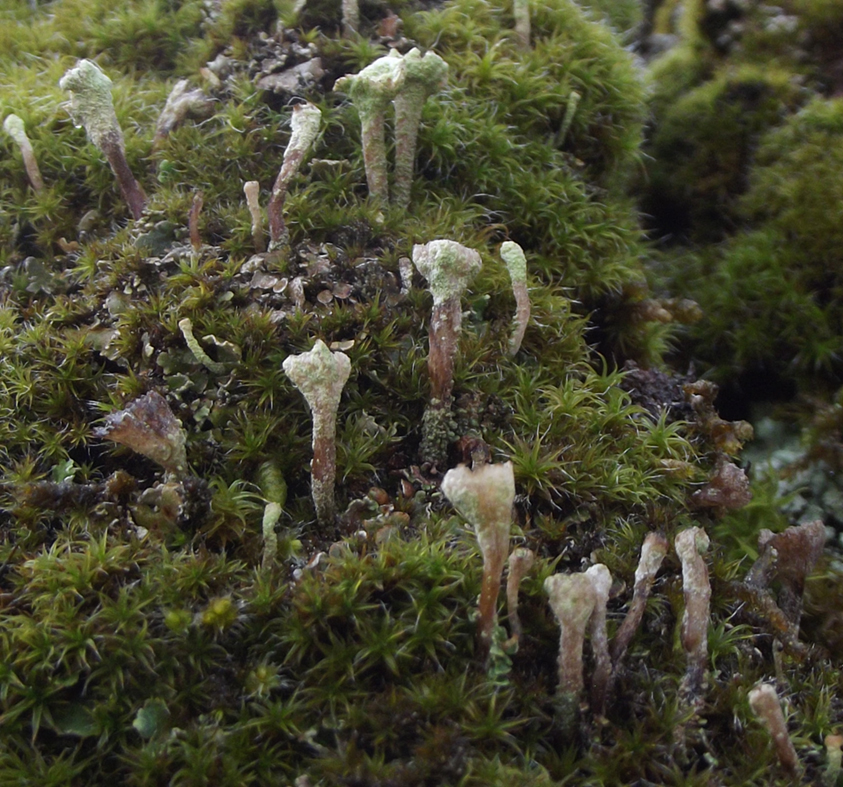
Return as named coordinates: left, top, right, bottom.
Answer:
left=95, top=391, right=187, bottom=474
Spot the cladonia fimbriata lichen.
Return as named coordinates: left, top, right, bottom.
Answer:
left=153, top=79, right=213, bottom=144
left=500, top=240, right=530, bottom=355
left=611, top=532, right=669, bottom=666
left=335, top=52, right=406, bottom=203
left=94, top=391, right=187, bottom=476
left=342, top=0, right=359, bottom=37
left=748, top=682, right=802, bottom=777
left=268, top=102, right=321, bottom=248
left=243, top=180, right=265, bottom=252
left=675, top=526, right=711, bottom=705
left=544, top=572, right=597, bottom=712
left=60, top=59, right=147, bottom=219
left=441, top=461, right=514, bottom=662
left=392, top=48, right=448, bottom=210
left=585, top=563, right=612, bottom=715
left=513, top=0, right=531, bottom=48
left=412, top=239, right=482, bottom=466
left=3, top=113, right=44, bottom=192
left=283, top=340, right=351, bottom=526
left=179, top=317, right=228, bottom=375
left=505, top=547, right=535, bottom=647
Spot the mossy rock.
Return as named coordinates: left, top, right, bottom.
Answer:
left=0, top=0, right=839, bottom=784
left=660, top=96, right=843, bottom=385
left=642, top=64, right=802, bottom=241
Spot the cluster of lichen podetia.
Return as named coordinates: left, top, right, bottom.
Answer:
left=438, top=455, right=827, bottom=763
left=2, top=0, right=843, bottom=782
left=8, top=56, right=322, bottom=253
left=88, top=243, right=828, bottom=774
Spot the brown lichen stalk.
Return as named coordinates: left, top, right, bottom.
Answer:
left=545, top=572, right=597, bottom=699
left=441, top=462, right=514, bottom=662
left=748, top=683, right=802, bottom=777
left=505, top=547, right=535, bottom=646
left=335, top=52, right=405, bottom=203
left=746, top=519, right=826, bottom=628
left=243, top=180, right=265, bottom=252
left=94, top=391, right=187, bottom=476
left=412, top=240, right=482, bottom=467
left=611, top=532, right=669, bottom=666
left=3, top=114, right=44, bottom=193
left=267, top=102, right=321, bottom=248
left=282, top=340, right=351, bottom=526
left=60, top=59, right=146, bottom=220
left=585, top=563, right=612, bottom=715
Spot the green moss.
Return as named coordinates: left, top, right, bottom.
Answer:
left=661, top=97, right=843, bottom=383
left=643, top=64, right=802, bottom=242
left=0, top=0, right=840, bottom=783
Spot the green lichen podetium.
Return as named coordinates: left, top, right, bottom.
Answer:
left=413, top=239, right=482, bottom=466
left=335, top=50, right=406, bottom=202
left=441, top=461, right=514, bottom=661
left=60, top=58, right=147, bottom=219
left=59, top=59, right=118, bottom=150
left=283, top=339, right=352, bottom=526
left=391, top=47, right=448, bottom=210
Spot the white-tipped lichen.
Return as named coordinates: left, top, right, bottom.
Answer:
left=676, top=527, right=711, bottom=704
left=585, top=563, right=612, bottom=715
left=243, top=180, right=265, bottom=252
left=412, top=239, right=482, bottom=308
left=60, top=59, right=118, bottom=149
left=611, top=532, right=669, bottom=666
left=268, top=102, right=322, bottom=248
left=59, top=59, right=146, bottom=219
left=748, top=683, right=801, bottom=777
left=500, top=241, right=530, bottom=355
left=392, top=48, right=449, bottom=210
left=335, top=52, right=406, bottom=202
left=506, top=547, right=535, bottom=646
left=412, top=240, right=483, bottom=466
left=441, top=461, right=515, bottom=661
left=3, top=114, right=44, bottom=192
left=544, top=572, right=597, bottom=700
left=283, top=340, right=351, bottom=526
